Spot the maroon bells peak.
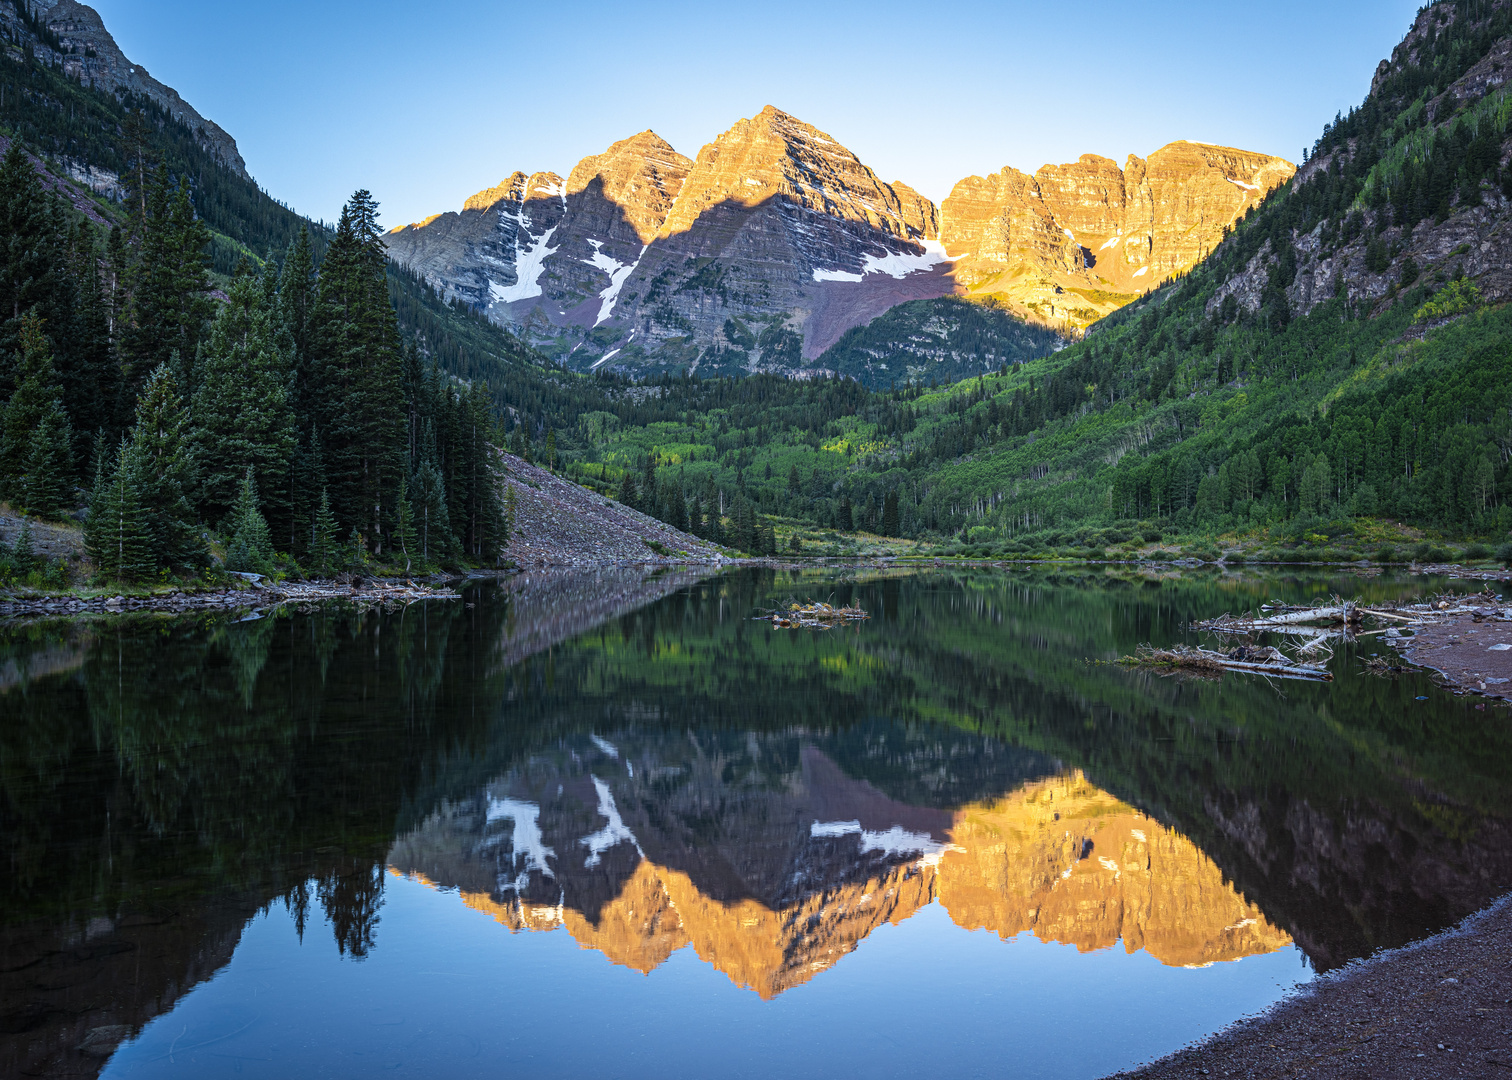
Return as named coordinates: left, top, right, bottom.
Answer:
left=384, top=107, right=1292, bottom=375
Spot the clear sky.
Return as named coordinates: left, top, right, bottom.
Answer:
left=86, top=0, right=1424, bottom=230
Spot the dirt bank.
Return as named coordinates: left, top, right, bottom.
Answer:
left=1389, top=601, right=1512, bottom=701
left=1111, top=893, right=1512, bottom=1079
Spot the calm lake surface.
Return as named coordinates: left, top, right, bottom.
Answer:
left=3, top=566, right=1511, bottom=1079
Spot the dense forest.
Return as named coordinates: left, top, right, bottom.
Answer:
left=0, top=134, right=507, bottom=578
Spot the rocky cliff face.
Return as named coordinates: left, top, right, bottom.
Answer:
left=384, top=107, right=956, bottom=374
left=387, top=732, right=1290, bottom=998
left=939, top=144, right=1294, bottom=330
left=386, top=114, right=1291, bottom=373
left=8, top=0, right=249, bottom=179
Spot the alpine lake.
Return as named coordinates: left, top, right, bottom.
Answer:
left=3, top=564, right=1510, bottom=1080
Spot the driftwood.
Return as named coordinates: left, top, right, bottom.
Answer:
left=760, top=601, right=870, bottom=630
left=1118, top=644, right=1334, bottom=682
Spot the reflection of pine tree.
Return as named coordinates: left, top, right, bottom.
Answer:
left=317, top=859, right=385, bottom=959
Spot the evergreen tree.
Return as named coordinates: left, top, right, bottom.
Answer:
left=667, top=483, right=688, bottom=532
left=191, top=275, right=296, bottom=533
left=410, top=459, right=453, bottom=564
left=224, top=468, right=275, bottom=574
left=2, top=311, right=71, bottom=505
left=837, top=496, right=854, bottom=532
left=128, top=364, right=200, bottom=568
left=0, top=140, right=68, bottom=383
left=309, top=191, right=405, bottom=550
left=21, top=401, right=73, bottom=518
left=882, top=491, right=900, bottom=537
left=86, top=442, right=155, bottom=581
left=12, top=516, right=34, bottom=573
left=618, top=471, right=639, bottom=510
left=394, top=477, right=417, bottom=573
left=309, top=489, right=339, bottom=575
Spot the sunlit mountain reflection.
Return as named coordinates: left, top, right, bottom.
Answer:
left=389, top=733, right=1289, bottom=997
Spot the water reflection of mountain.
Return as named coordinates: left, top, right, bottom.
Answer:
left=4, top=567, right=1512, bottom=1076
left=389, top=732, right=1291, bottom=997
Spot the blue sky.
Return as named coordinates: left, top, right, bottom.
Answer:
left=87, top=0, right=1424, bottom=230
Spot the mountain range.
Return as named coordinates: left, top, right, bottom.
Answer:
left=383, top=108, right=1293, bottom=379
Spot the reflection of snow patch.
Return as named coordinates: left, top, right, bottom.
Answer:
left=744, top=177, right=763, bottom=186
left=1130, top=829, right=1147, bottom=843
left=1064, top=228, right=1076, bottom=240
left=486, top=798, right=556, bottom=892
left=581, top=777, right=643, bottom=868
left=809, top=820, right=962, bottom=866
left=490, top=225, right=559, bottom=303
left=1097, top=855, right=1121, bottom=879
left=811, top=239, right=959, bottom=284
left=589, top=734, right=619, bottom=758
left=1225, top=917, right=1257, bottom=931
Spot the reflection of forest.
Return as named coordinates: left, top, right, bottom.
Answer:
left=3, top=567, right=1512, bottom=1075
left=392, top=739, right=1290, bottom=998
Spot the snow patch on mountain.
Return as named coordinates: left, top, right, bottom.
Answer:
left=490, top=221, right=560, bottom=304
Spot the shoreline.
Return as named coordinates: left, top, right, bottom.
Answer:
left=0, top=575, right=467, bottom=619
left=1109, top=891, right=1512, bottom=1079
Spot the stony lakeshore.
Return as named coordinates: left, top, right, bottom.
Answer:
left=1114, top=894, right=1512, bottom=1079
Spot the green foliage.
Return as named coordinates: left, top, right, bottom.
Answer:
left=224, top=469, right=275, bottom=575
left=192, top=275, right=295, bottom=529
left=128, top=364, right=201, bottom=569
left=816, top=297, right=1063, bottom=388
left=309, top=489, right=339, bottom=575
left=85, top=442, right=155, bottom=581
left=1414, top=276, right=1482, bottom=322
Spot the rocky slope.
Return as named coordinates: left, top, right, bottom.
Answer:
left=6, top=0, right=248, bottom=180
left=1207, top=3, right=1512, bottom=324
left=499, top=452, right=725, bottom=568
left=386, top=109, right=1292, bottom=375
left=940, top=143, right=1294, bottom=330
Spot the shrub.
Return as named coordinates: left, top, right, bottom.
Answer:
left=1373, top=545, right=1398, bottom=563
left=1462, top=543, right=1492, bottom=561
left=1142, top=529, right=1164, bottom=543
left=1498, top=542, right=1512, bottom=567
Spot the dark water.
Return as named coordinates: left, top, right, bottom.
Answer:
left=3, top=566, right=1510, bottom=1079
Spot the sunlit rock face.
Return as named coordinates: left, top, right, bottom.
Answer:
left=388, top=733, right=1289, bottom=998
left=385, top=108, right=951, bottom=371
left=938, top=143, right=1294, bottom=331
left=937, top=774, right=1292, bottom=967
left=385, top=112, right=1291, bottom=370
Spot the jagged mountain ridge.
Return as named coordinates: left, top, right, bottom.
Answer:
left=384, top=108, right=1293, bottom=379
left=941, top=143, right=1295, bottom=329
left=5, top=0, right=248, bottom=179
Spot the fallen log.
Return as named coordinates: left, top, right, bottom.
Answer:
left=1117, top=644, right=1333, bottom=682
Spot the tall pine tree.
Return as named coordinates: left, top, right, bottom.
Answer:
left=309, top=191, right=404, bottom=551
left=191, top=275, right=296, bottom=535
